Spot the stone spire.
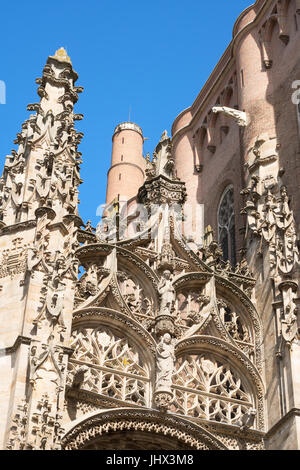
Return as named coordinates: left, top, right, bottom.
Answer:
left=0, top=47, right=83, bottom=227
left=0, top=50, right=84, bottom=450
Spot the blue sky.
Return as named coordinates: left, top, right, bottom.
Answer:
left=0, top=0, right=251, bottom=227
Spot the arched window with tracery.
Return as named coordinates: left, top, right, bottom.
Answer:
left=218, top=185, right=236, bottom=266
left=171, top=353, right=256, bottom=427
left=67, top=325, right=151, bottom=407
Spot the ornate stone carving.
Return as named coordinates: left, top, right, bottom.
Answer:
left=138, top=175, right=187, bottom=207
left=198, top=226, right=223, bottom=268
left=0, top=238, right=28, bottom=279
left=235, top=257, right=253, bottom=278
left=239, top=408, right=257, bottom=431
left=218, top=301, right=251, bottom=344
left=212, top=106, right=248, bottom=127
left=29, top=394, right=65, bottom=450
left=242, top=181, right=299, bottom=275
left=176, top=290, right=210, bottom=328
left=33, top=256, right=69, bottom=330
left=158, top=270, right=176, bottom=315
left=157, top=241, right=175, bottom=272
left=6, top=400, right=28, bottom=450
left=155, top=333, right=176, bottom=391
left=62, top=409, right=229, bottom=450
left=118, top=271, right=153, bottom=317
left=278, top=280, right=299, bottom=348
left=0, top=46, right=271, bottom=452
left=68, top=325, right=150, bottom=407
left=245, top=134, right=278, bottom=174
left=76, top=263, right=106, bottom=300
left=172, top=354, right=255, bottom=427
left=29, top=338, right=65, bottom=390
left=154, top=391, right=174, bottom=412
left=176, top=336, right=265, bottom=430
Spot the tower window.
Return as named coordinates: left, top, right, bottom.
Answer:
left=121, top=155, right=124, bottom=161
left=119, top=174, right=122, bottom=181
left=122, top=138, right=125, bottom=144
left=218, top=185, right=236, bottom=266
left=240, top=70, right=245, bottom=88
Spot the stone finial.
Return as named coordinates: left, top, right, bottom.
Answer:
left=53, top=47, right=72, bottom=65
left=160, top=130, right=168, bottom=142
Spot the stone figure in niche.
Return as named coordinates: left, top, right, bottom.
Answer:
left=158, top=270, right=175, bottom=315
left=84, top=220, right=94, bottom=233
left=158, top=242, right=175, bottom=270
left=84, top=264, right=99, bottom=297
left=121, top=276, right=139, bottom=311
left=260, top=190, right=277, bottom=243
left=76, top=263, right=106, bottom=299
left=155, top=333, right=175, bottom=391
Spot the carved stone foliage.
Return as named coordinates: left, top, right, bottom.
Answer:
left=28, top=394, right=65, bottom=450
left=7, top=394, right=65, bottom=451
left=172, top=354, right=255, bottom=427
left=67, top=326, right=150, bottom=407
left=6, top=400, right=28, bottom=450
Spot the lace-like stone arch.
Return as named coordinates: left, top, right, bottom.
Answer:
left=62, top=409, right=229, bottom=450
left=67, top=324, right=151, bottom=407
left=172, top=351, right=258, bottom=428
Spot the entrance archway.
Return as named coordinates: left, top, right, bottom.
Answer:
left=62, top=408, right=228, bottom=450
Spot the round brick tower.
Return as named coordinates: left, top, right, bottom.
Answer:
left=105, top=122, right=146, bottom=207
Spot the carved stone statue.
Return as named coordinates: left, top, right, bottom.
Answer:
left=155, top=333, right=175, bottom=391
left=158, top=241, right=175, bottom=271
left=158, top=270, right=175, bottom=315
